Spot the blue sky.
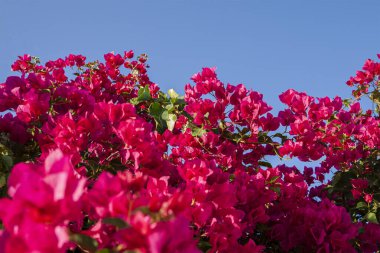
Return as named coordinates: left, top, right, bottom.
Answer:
left=1, top=0, right=379, bottom=172
left=2, top=0, right=380, bottom=110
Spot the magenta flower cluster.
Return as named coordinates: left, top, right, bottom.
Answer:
left=0, top=52, right=379, bottom=252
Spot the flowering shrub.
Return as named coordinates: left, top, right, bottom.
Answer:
left=0, top=51, right=379, bottom=252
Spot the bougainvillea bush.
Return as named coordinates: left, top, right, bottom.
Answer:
left=0, top=51, right=379, bottom=253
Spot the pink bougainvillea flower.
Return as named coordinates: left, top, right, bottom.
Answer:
left=0, top=150, right=86, bottom=253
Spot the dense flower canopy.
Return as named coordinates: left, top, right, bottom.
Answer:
left=0, top=51, right=379, bottom=252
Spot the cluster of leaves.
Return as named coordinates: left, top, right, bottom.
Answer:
left=0, top=51, right=379, bottom=252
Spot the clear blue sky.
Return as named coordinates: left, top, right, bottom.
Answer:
left=1, top=0, right=380, bottom=109
left=1, top=0, right=379, bottom=173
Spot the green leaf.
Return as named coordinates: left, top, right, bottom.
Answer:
left=330, top=172, right=341, bottom=187
left=182, top=111, right=193, bottom=120
left=258, top=161, right=272, bottom=168
left=165, top=104, right=174, bottom=112
left=366, top=212, right=378, bottom=224
left=1, top=155, right=13, bottom=170
left=343, top=98, right=352, bottom=107
left=168, top=89, right=179, bottom=99
left=155, top=120, right=167, bottom=133
left=96, top=249, right=110, bottom=253
left=268, top=175, right=280, bottom=184
left=273, top=132, right=288, bottom=143
left=197, top=240, right=212, bottom=252
left=270, top=186, right=281, bottom=194
left=129, top=97, right=139, bottom=105
left=0, top=175, right=6, bottom=188
left=166, top=114, right=177, bottom=131
left=161, top=110, right=169, bottom=121
left=149, top=103, right=167, bottom=133
left=330, top=171, right=352, bottom=189
left=174, top=98, right=186, bottom=105
left=191, top=127, right=206, bottom=137
left=137, top=86, right=151, bottom=102
left=158, top=91, right=168, bottom=99
left=102, top=217, right=129, bottom=229
left=132, top=206, right=151, bottom=215
left=70, top=233, right=98, bottom=253
left=356, top=202, right=368, bottom=210
left=149, top=102, right=163, bottom=117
